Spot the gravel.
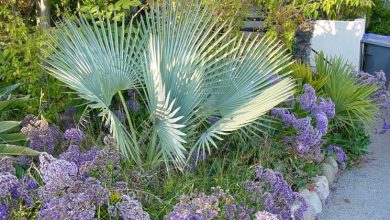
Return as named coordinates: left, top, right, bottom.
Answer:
left=319, top=120, right=390, bottom=220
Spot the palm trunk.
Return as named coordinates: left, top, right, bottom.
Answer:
left=293, top=21, right=314, bottom=64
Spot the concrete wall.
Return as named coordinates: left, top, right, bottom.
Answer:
left=311, top=19, right=366, bottom=71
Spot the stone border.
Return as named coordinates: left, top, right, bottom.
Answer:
left=300, top=157, right=339, bottom=220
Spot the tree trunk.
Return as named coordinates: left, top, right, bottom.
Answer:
left=37, top=0, right=50, bottom=29
left=293, top=21, right=314, bottom=64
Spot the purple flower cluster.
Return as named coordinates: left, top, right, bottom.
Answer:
left=20, top=115, right=61, bottom=153
left=0, top=157, right=15, bottom=174
left=353, top=71, right=390, bottom=134
left=164, top=186, right=237, bottom=220
left=164, top=193, right=221, bottom=220
left=63, top=128, right=84, bottom=144
left=297, top=84, right=317, bottom=111
left=328, top=145, right=347, bottom=170
left=59, top=145, right=98, bottom=168
left=254, top=165, right=308, bottom=220
left=109, top=195, right=150, bottom=220
left=0, top=157, right=38, bottom=219
left=0, top=202, right=7, bottom=220
left=271, top=84, right=335, bottom=160
left=224, top=202, right=253, bottom=220
left=127, top=89, right=141, bottom=112
left=37, top=152, right=110, bottom=219
left=254, top=211, right=279, bottom=220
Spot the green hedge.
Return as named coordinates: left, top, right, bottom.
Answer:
left=367, top=0, right=390, bottom=35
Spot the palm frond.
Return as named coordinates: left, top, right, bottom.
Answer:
left=44, top=14, right=141, bottom=163
left=192, top=35, right=296, bottom=157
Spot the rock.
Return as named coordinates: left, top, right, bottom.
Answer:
left=324, top=156, right=338, bottom=171
left=312, top=176, right=330, bottom=202
left=321, top=163, right=337, bottom=184
left=314, top=152, right=325, bottom=163
left=300, top=189, right=323, bottom=214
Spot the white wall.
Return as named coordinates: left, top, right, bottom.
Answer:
left=311, top=19, right=366, bottom=71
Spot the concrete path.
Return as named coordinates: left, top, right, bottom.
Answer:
left=319, top=122, right=390, bottom=220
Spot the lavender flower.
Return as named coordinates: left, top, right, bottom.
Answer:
left=78, top=149, right=123, bottom=183
left=379, top=119, right=390, bottom=134
left=353, top=71, right=390, bottom=131
left=0, top=202, right=7, bottom=220
left=164, top=193, right=220, bottom=220
left=115, top=109, right=126, bottom=121
left=63, top=128, right=84, bottom=144
left=111, top=195, right=150, bottom=220
left=254, top=165, right=307, bottom=220
left=0, top=172, right=18, bottom=198
left=272, top=84, right=335, bottom=160
left=38, top=197, right=68, bottom=220
left=298, top=84, right=317, bottom=111
left=224, top=202, right=252, bottom=220
left=59, top=145, right=98, bottom=167
left=21, top=114, right=38, bottom=127
left=127, top=100, right=141, bottom=112
left=244, top=181, right=263, bottom=203
left=0, top=157, right=15, bottom=174
left=254, top=211, right=279, bottom=220
left=314, top=98, right=335, bottom=119
left=20, top=116, right=61, bottom=153
left=38, top=153, right=78, bottom=200
left=271, top=109, right=297, bottom=127
left=328, top=145, right=347, bottom=170
left=314, top=112, right=328, bottom=134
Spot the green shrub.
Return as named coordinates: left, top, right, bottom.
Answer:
left=318, top=0, right=373, bottom=20
left=292, top=53, right=380, bottom=129
left=367, top=0, right=390, bottom=35
left=316, top=54, right=380, bottom=129
left=326, top=122, right=371, bottom=162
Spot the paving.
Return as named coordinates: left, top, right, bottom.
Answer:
left=319, top=120, right=390, bottom=220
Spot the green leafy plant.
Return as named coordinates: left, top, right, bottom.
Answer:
left=319, top=0, right=374, bottom=20
left=327, top=122, right=371, bottom=162
left=315, top=53, right=379, bottom=129
left=0, top=83, right=29, bottom=143
left=44, top=1, right=296, bottom=170
left=255, top=0, right=319, bottom=48
left=0, top=144, right=41, bottom=157
left=367, top=0, right=390, bottom=35
left=290, top=61, right=329, bottom=92
left=0, top=83, right=40, bottom=156
left=79, top=0, right=143, bottom=20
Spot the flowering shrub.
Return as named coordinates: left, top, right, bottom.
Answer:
left=164, top=166, right=307, bottom=220
left=328, top=145, right=348, bottom=170
left=253, top=166, right=307, bottom=220
left=353, top=71, right=390, bottom=134
left=0, top=127, right=149, bottom=220
left=20, top=115, right=61, bottom=154
left=271, top=84, right=335, bottom=161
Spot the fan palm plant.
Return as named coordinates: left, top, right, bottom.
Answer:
left=44, top=0, right=296, bottom=170
left=316, top=53, right=379, bottom=129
